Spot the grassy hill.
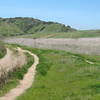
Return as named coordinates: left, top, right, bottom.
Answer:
left=4, top=17, right=42, bottom=32
left=0, top=17, right=76, bottom=37
left=0, top=17, right=100, bottom=38
left=28, top=23, right=75, bottom=34
left=0, top=19, right=24, bottom=36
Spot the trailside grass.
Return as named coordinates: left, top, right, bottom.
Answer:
left=0, top=42, right=6, bottom=58
left=14, top=45, right=100, bottom=100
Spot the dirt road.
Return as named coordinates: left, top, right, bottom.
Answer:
left=0, top=47, right=39, bottom=100
left=4, top=38, right=100, bottom=55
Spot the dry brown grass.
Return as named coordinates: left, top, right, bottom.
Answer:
left=4, top=37, right=100, bottom=55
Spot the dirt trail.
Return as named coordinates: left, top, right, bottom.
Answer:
left=0, top=47, right=39, bottom=100
left=0, top=48, right=26, bottom=77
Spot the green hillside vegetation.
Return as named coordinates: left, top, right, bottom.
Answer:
left=0, top=20, right=24, bottom=36
left=0, top=17, right=100, bottom=38
left=0, top=17, right=76, bottom=37
left=28, top=23, right=74, bottom=34
left=4, top=17, right=41, bottom=32
left=20, top=29, right=100, bottom=38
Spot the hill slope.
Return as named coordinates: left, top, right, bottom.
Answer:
left=0, top=17, right=76, bottom=37
left=0, top=19, right=24, bottom=36
left=0, top=17, right=100, bottom=38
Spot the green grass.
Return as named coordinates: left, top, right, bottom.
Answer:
left=0, top=42, right=6, bottom=58
left=24, top=30, right=100, bottom=38
left=0, top=17, right=100, bottom=38
left=0, top=20, right=24, bottom=36
left=28, top=23, right=75, bottom=34
left=0, top=49, right=34, bottom=96
left=1, top=17, right=100, bottom=38
left=1, top=44, right=100, bottom=100
left=11, top=45, right=100, bottom=100
left=0, top=17, right=75, bottom=37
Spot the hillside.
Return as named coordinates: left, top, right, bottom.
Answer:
left=0, top=17, right=76, bottom=36
left=0, top=19, right=24, bottom=36
left=1, top=17, right=100, bottom=38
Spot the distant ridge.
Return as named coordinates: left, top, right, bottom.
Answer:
left=0, top=17, right=76, bottom=36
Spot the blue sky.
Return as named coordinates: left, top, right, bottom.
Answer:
left=0, top=0, right=100, bottom=30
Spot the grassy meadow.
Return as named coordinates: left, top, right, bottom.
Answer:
left=8, top=45, right=100, bottom=100
left=1, top=44, right=100, bottom=100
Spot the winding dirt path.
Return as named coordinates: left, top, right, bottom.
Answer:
left=0, top=47, right=39, bottom=100
left=0, top=48, right=26, bottom=77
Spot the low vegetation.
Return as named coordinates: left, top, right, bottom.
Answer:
left=0, top=42, right=6, bottom=58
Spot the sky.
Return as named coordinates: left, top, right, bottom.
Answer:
left=0, top=0, right=100, bottom=30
